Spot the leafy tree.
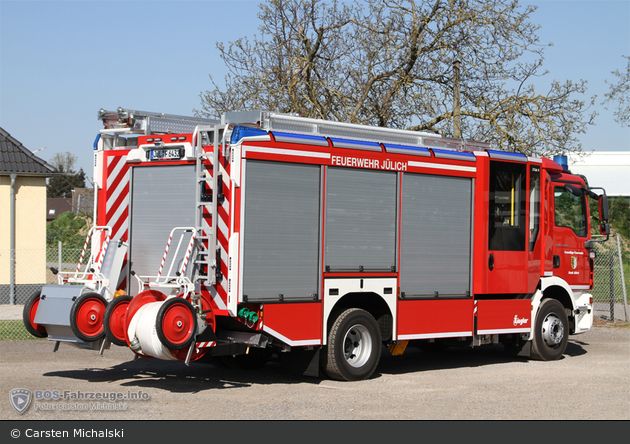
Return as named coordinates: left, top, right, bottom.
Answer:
left=588, top=195, right=630, bottom=239
left=603, top=55, right=630, bottom=127
left=609, top=197, right=630, bottom=239
left=47, top=152, right=86, bottom=198
left=198, top=0, right=596, bottom=157
left=46, top=211, right=91, bottom=248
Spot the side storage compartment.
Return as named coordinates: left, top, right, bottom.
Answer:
left=241, top=160, right=321, bottom=302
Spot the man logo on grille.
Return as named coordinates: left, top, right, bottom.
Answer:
left=10, top=388, right=32, bottom=414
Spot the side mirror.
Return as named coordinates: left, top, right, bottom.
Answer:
left=599, top=194, right=609, bottom=222
left=565, top=184, right=582, bottom=197
left=588, top=187, right=610, bottom=243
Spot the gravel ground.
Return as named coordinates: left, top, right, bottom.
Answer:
left=1, top=322, right=628, bottom=421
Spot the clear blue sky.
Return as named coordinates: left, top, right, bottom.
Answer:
left=1, top=0, right=628, bottom=181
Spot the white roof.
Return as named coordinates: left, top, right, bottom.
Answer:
left=568, top=151, right=630, bottom=197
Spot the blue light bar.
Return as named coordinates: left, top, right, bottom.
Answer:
left=230, top=125, right=269, bottom=144
left=553, top=155, right=569, bottom=172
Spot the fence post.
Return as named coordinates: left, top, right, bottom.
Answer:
left=58, top=241, right=62, bottom=272
left=615, top=234, right=629, bottom=322
left=609, top=253, right=615, bottom=321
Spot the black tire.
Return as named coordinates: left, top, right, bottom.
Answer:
left=531, top=298, right=569, bottom=361
left=156, top=297, right=197, bottom=350
left=22, top=290, right=47, bottom=338
left=103, top=295, right=133, bottom=346
left=70, top=292, right=107, bottom=342
left=321, top=308, right=382, bottom=381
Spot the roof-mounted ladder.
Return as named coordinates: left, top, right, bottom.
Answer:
left=221, top=111, right=491, bottom=152
left=98, top=107, right=219, bottom=135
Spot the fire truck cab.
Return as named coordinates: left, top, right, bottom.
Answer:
left=23, top=108, right=610, bottom=381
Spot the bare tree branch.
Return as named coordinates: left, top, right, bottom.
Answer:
left=197, top=0, right=596, bottom=156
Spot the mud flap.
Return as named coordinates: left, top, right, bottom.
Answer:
left=280, top=347, right=320, bottom=378
left=504, top=340, right=531, bottom=357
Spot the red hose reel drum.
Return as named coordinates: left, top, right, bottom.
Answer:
left=123, top=290, right=213, bottom=362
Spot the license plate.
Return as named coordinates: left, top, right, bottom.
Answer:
left=150, top=148, right=183, bottom=160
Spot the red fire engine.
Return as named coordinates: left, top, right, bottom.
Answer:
left=23, top=108, right=610, bottom=381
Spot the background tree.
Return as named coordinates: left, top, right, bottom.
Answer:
left=198, top=0, right=596, bottom=157
left=47, top=152, right=86, bottom=198
left=603, top=55, right=630, bottom=127
left=46, top=211, right=91, bottom=248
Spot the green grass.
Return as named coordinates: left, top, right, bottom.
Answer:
left=0, top=320, right=43, bottom=341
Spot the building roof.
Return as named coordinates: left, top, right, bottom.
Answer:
left=46, top=198, right=73, bottom=221
left=0, top=127, right=57, bottom=176
left=568, top=151, right=630, bottom=197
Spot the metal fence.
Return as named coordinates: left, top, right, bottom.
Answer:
left=591, top=234, right=629, bottom=323
left=1, top=238, right=628, bottom=340
left=0, top=246, right=84, bottom=340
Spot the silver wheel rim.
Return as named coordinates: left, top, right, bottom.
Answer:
left=343, top=324, right=372, bottom=368
left=541, top=312, right=564, bottom=348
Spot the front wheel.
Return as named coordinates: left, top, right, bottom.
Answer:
left=321, top=308, right=382, bottom=381
left=531, top=298, right=569, bottom=361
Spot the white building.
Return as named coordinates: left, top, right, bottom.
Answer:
left=568, top=151, right=630, bottom=198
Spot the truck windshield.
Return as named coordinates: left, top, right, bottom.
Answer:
left=554, top=186, right=587, bottom=237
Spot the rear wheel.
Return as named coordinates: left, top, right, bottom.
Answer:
left=22, top=290, right=47, bottom=338
left=70, top=292, right=107, bottom=342
left=103, top=295, right=132, bottom=346
left=322, top=308, right=381, bottom=381
left=531, top=298, right=569, bottom=361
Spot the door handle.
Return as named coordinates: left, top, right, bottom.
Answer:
left=553, top=255, right=560, bottom=269
left=489, top=253, right=494, bottom=271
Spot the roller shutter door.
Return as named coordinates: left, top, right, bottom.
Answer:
left=400, top=173, right=472, bottom=297
left=242, top=160, right=321, bottom=301
left=325, top=167, right=397, bottom=272
left=129, top=165, right=197, bottom=294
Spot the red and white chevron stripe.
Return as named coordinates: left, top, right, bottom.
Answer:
left=99, top=152, right=131, bottom=291
left=104, top=153, right=131, bottom=242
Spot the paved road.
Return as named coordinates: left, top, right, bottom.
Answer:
left=1, top=323, right=628, bottom=421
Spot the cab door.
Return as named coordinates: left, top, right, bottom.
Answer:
left=485, top=156, right=529, bottom=295
left=549, top=181, right=590, bottom=290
